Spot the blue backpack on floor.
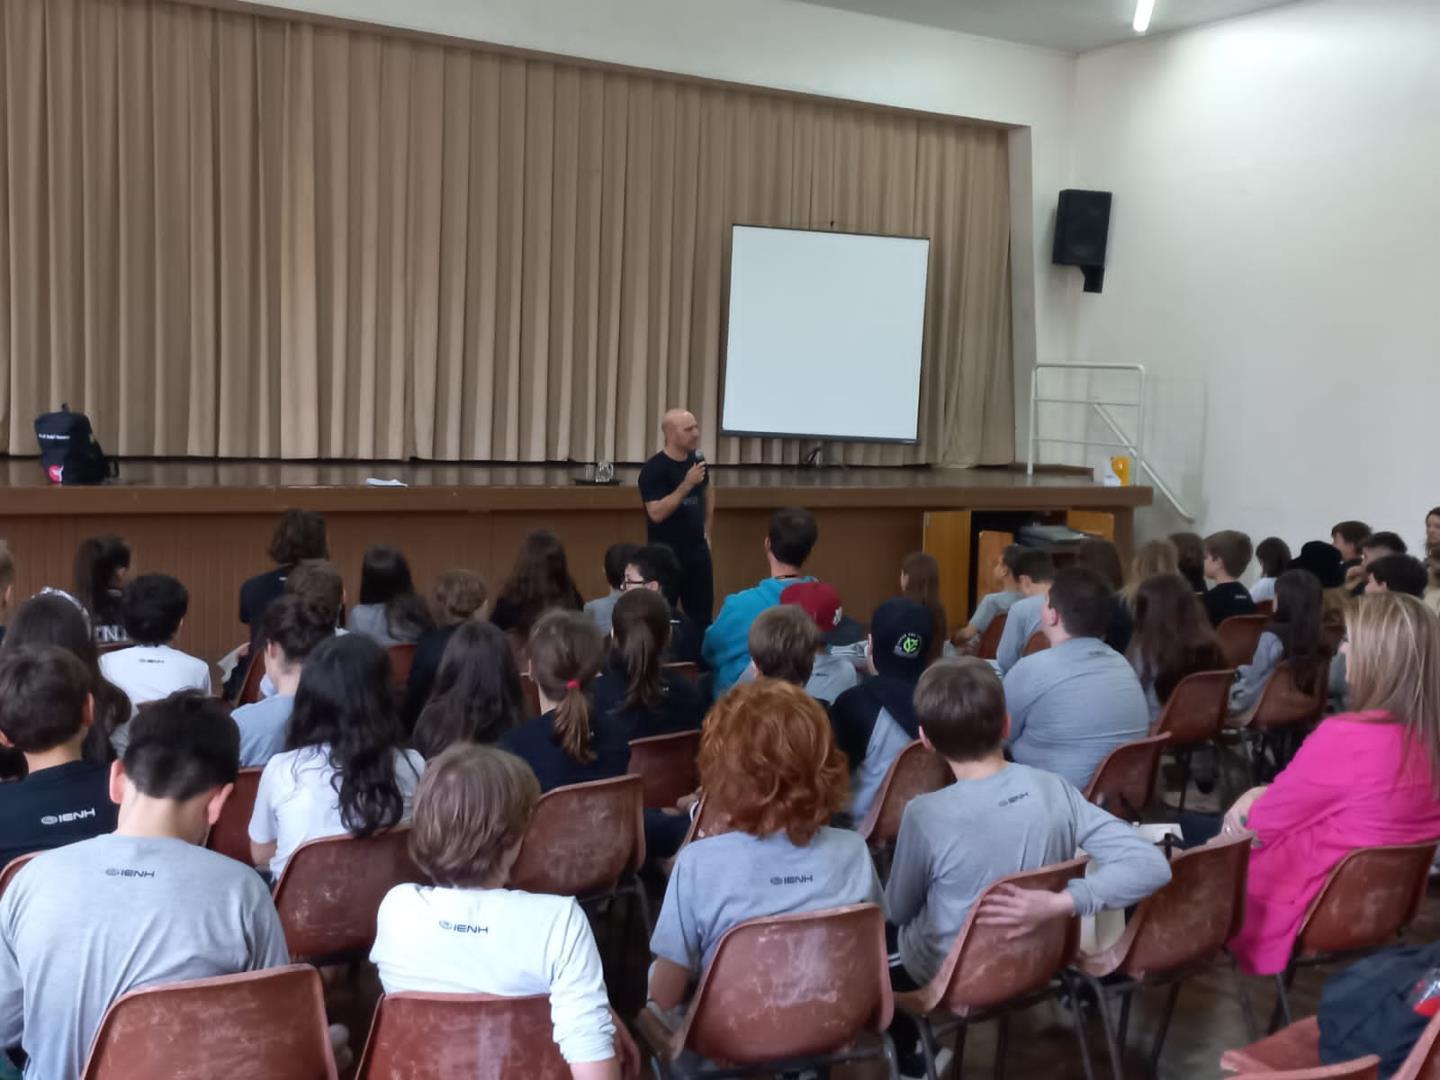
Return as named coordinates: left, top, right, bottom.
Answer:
left=1319, top=942, right=1440, bottom=1076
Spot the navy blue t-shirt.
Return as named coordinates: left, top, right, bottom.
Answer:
left=592, top=666, right=705, bottom=741
left=499, top=707, right=631, bottom=793
left=0, top=759, right=118, bottom=867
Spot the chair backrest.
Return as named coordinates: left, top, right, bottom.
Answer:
left=857, top=740, right=954, bottom=846
left=665, top=661, right=700, bottom=683
left=205, top=767, right=263, bottom=864
left=272, top=827, right=427, bottom=964
left=1251, top=660, right=1327, bottom=732
left=1255, top=599, right=1276, bottom=616
left=628, top=730, right=702, bottom=810
left=1023, top=631, right=1050, bottom=657
left=1219, top=614, right=1271, bottom=669
left=1394, top=1007, right=1440, bottom=1080
left=681, top=795, right=734, bottom=847
left=917, top=858, right=1087, bottom=1015
left=235, top=650, right=266, bottom=706
left=508, top=775, right=645, bottom=898
left=1082, top=733, right=1170, bottom=822
left=356, top=992, right=569, bottom=1080
left=0, top=851, right=37, bottom=900
left=1231, top=1060, right=1379, bottom=1080
left=1151, top=669, right=1235, bottom=745
left=976, top=613, right=1007, bottom=661
left=387, top=644, right=417, bottom=688
left=82, top=964, right=337, bottom=1080
left=1294, top=840, right=1439, bottom=957
left=666, top=903, right=892, bottom=1065
left=1103, top=831, right=1253, bottom=977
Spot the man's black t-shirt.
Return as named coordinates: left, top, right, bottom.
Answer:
left=0, top=759, right=118, bottom=866
left=638, top=451, right=708, bottom=553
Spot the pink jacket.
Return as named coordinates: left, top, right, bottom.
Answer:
left=1229, top=712, right=1440, bottom=975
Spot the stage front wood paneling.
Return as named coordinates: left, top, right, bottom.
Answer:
left=0, top=461, right=1151, bottom=670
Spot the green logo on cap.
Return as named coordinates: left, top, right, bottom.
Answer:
left=896, top=632, right=923, bottom=659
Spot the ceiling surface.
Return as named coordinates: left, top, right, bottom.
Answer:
left=796, top=0, right=1303, bottom=53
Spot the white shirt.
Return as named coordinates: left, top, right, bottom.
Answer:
left=248, top=744, right=425, bottom=878
left=371, top=884, right=615, bottom=1065
left=1248, top=576, right=1277, bottom=603
left=99, top=644, right=211, bottom=711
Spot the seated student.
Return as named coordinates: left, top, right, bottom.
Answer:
left=500, top=611, right=628, bottom=792
left=1351, top=531, right=1409, bottom=596
left=741, top=604, right=819, bottom=688
left=1121, top=538, right=1179, bottom=609
left=1229, top=568, right=1332, bottom=718
left=1289, top=539, right=1347, bottom=590
left=591, top=589, right=703, bottom=741
left=248, top=634, right=425, bottom=879
left=1222, top=593, right=1440, bottom=975
left=648, top=679, right=881, bottom=1010
left=900, top=552, right=947, bottom=663
left=0, top=693, right=289, bottom=1080
left=885, top=659, right=1171, bottom=1021
left=231, top=596, right=333, bottom=767
left=347, top=545, right=434, bottom=647
left=994, top=549, right=1056, bottom=674
left=1170, top=531, right=1208, bottom=594
left=413, top=621, right=526, bottom=760
left=72, top=535, right=131, bottom=646
left=622, top=545, right=702, bottom=667
left=1364, top=553, right=1429, bottom=598
left=0, top=646, right=119, bottom=867
left=285, top=558, right=346, bottom=630
left=1076, top=538, right=1133, bottom=654
left=585, top=542, right=639, bottom=636
left=491, top=530, right=585, bottom=640
left=1330, top=519, right=1371, bottom=572
left=370, top=744, right=625, bottom=1079
left=403, top=569, right=489, bottom=730
left=1002, top=567, right=1150, bottom=790
left=952, top=544, right=1025, bottom=648
left=99, top=574, right=211, bottom=708
left=703, top=508, right=819, bottom=692
left=239, top=508, right=328, bottom=631
left=831, top=599, right=935, bottom=825
left=1249, top=537, right=1291, bottom=604
left=1202, top=529, right=1258, bottom=626
left=1128, top=574, right=1227, bottom=723
left=779, top=582, right=858, bottom=703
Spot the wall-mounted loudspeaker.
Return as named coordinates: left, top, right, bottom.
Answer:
left=1053, top=189, right=1111, bottom=293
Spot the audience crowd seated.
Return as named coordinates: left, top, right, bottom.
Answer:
left=1202, top=529, right=1258, bottom=626
left=99, top=574, right=211, bottom=707
left=490, top=529, right=584, bottom=639
left=347, top=545, right=434, bottom=647
left=230, top=595, right=334, bottom=767
left=1228, top=568, right=1333, bottom=719
left=591, top=589, right=704, bottom=740
left=239, top=508, right=328, bottom=631
left=412, top=621, right=526, bottom=760
left=71, top=535, right=131, bottom=646
left=994, top=547, right=1057, bottom=673
left=620, top=544, right=704, bottom=667
left=952, top=542, right=1024, bottom=646
left=738, top=583, right=858, bottom=703
left=585, top=542, right=639, bottom=636
left=402, top=568, right=489, bottom=728
left=1129, top=572, right=1228, bottom=723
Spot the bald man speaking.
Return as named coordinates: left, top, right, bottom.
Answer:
left=638, top=408, right=714, bottom=627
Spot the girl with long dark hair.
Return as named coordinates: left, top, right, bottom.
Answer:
left=490, top=530, right=584, bottom=639
left=1229, top=568, right=1331, bottom=717
left=248, top=634, right=425, bottom=878
left=72, top=536, right=131, bottom=645
left=591, top=588, right=703, bottom=740
left=1128, top=574, right=1227, bottom=722
left=900, top=552, right=947, bottom=662
left=347, top=545, right=433, bottom=646
left=412, top=621, right=526, bottom=759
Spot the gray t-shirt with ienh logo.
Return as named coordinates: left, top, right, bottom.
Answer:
left=0, top=834, right=289, bottom=1080
left=650, top=827, right=882, bottom=974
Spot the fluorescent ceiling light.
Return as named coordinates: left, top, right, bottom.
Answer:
left=1133, top=0, right=1155, bottom=33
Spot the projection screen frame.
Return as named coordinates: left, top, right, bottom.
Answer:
left=717, top=223, right=932, bottom=445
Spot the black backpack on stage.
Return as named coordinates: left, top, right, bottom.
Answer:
left=34, top=405, right=119, bottom=486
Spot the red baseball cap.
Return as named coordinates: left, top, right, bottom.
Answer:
left=780, top=581, right=842, bottom=632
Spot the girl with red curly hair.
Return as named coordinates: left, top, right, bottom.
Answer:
left=646, top=679, right=881, bottom=1009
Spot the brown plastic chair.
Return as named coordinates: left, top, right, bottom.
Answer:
left=1023, top=631, right=1050, bottom=657
left=0, top=851, right=37, bottom=900
left=81, top=964, right=337, bottom=1079
left=856, top=740, right=954, bottom=856
left=1229, top=1060, right=1379, bottom=1080
left=1151, top=669, right=1235, bottom=808
left=635, top=903, right=898, bottom=1078
left=1255, top=600, right=1276, bottom=616
left=1082, top=733, right=1170, bottom=822
left=272, top=827, right=428, bottom=965
left=1222, top=1006, right=1440, bottom=1078
left=629, top=730, right=702, bottom=809
left=1219, top=614, right=1270, bottom=669
left=387, top=643, right=417, bottom=689
left=665, top=661, right=701, bottom=683
left=1268, top=839, right=1439, bottom=1031
left=681, top=795, right=734, bottom=848
left=1243, top=661, right=1329, bottom=785
left=1074, top=831, right=1254, bottom=1080
left=204, top=766, right=263, bottom=864
left=976, top=613, right=1007, bottom=661
left=233, top=648, right=266, bottom=706
left=895, top=857, right=1093, bottom=1079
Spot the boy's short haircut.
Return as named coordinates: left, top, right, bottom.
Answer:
left=0, top=539, right=14, bottom=588
left=747, top=606, right=820, bottom=686
left=1013, top=548, right=1056, bottom=585
left=914, top=657, right=1006, bottom=762
left=1203, top=530, right=1254, bottom=578
left=1362, top=531, right=1408, bottom=556
left=285, top=559, right=344, bottom=621
left=0, top=645, right=91, bottom=753
left=122, top=691, right=240, bottom=800
left=603, top=543, right=641, bottom=591
left=269, top=509, right=329, bottom=566
left=120, top=574, right=189, bottom=646
left=1000, top=544, right=1027, bottom=579
left=1330, top=520, right=1372, bottom=549
left=409, top=743, right=540, bottom=888
left=430, top=569, right=488, bottom=626
left=261, top=595, right=336, bottom=664
left=767, top=508, right=819, bottom=568
left=1047, top=567, right=1113, bottom=640
left=629, top=545, right=683, bottom=604
left=1368, top=554, right=1428, bottom=598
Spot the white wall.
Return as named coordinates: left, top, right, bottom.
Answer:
left=254, top=0, right=1079, bottom=453
left=1067, top=0, right=1440, bottom=553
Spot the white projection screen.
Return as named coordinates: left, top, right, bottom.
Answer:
left=720, top=225, right=930, bottom=442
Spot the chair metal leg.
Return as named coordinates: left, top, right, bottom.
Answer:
left=880, top=1030, right=902, bottom=1080
left=1079, top=973, right=1125, bottom=1080
left=1177, top=751, right=1192, bottom=812
left=917, top=1016, right=941, bottom=1080
left=1117, top=990, right=1133, bottom=1051
left=1268, top=968, right=1296, bottom=1033
left=1062, top=973, right=1098, bottom=1080
left=993, top=1013, right=1009, bottom=1080
left=1147, top=981, right=1183, bottom=1079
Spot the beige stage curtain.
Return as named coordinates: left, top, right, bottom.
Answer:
left=0, top=0, right=1014, bottom=466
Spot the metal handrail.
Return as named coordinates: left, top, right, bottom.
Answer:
left=1027, top=362, right=1194, bottom=522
